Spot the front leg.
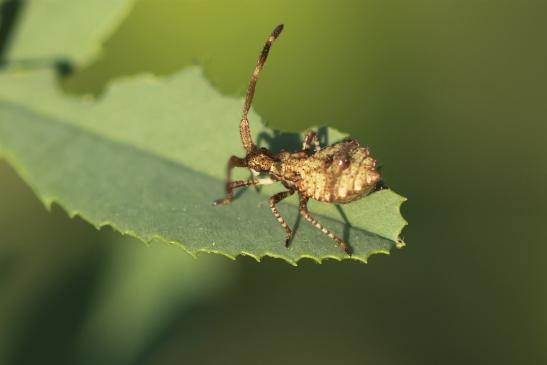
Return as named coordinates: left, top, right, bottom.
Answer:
left=212, top=155, right=246, bottom=205
left=302, top=130, right=321, bottom=152
left=213, top=179, right=267, bottom=205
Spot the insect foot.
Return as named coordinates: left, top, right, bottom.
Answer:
left=212, top=198, right=232, bottom=206
left=214, top=24, right=381, bottom=256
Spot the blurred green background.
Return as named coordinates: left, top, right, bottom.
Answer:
left=1, top=0, right=546, bottom=364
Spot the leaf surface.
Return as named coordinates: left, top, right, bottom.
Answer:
left=0, top=68, right=406, bottom=264
left=4, top=0, right=135, bottom=66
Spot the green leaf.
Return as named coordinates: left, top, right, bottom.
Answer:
left=4, top=0, right=136, bottom=67
left=73, top=238, right=231, bottom=365
left=0, top=68, right=406, bottom=264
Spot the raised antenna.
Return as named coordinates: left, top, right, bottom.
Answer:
left=240, top=24, right=284, bottom=152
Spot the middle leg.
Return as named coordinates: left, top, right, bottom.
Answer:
left=269, top=190, right=295, bottom=246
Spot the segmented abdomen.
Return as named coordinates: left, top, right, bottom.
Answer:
left=297, top=141, right=380, bottom=203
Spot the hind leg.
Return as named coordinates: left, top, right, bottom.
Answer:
left=298, top=195, right=352, bottom=256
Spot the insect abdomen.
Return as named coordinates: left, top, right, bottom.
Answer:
left=298, top=142, right=380, bottom=203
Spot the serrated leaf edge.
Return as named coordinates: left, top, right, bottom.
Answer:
left=0, top=148, right=406, bottom=266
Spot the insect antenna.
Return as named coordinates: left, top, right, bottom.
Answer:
left=240, top=24, right=284, bottom=153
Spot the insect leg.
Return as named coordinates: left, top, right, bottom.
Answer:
left=213, top=178, right=269, bottom=205
left=213, top=155, right=246, bottom=205
left=302, top=130, right=321, bottom=152
left=269, top=190, right=295, bottom=246
left=298, top=195, right=353, bottom=256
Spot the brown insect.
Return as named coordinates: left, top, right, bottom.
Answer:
left=213, top=24, right=381, bottom=256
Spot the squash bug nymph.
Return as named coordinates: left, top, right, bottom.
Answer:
left=213, top=24, right=381, bottom=256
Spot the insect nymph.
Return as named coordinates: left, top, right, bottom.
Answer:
left=214, top=24, right=380, bottom=256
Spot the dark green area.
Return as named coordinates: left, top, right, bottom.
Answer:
left=1, top=0, right=546, bottom=364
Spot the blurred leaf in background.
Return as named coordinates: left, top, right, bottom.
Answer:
left=2, top=0, right=136, bottom=67
left=1, top=0, right=547, bottom=365
left=73, top=237, right=231, bottom=365
left=0, top=161, right=233, bottom=365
